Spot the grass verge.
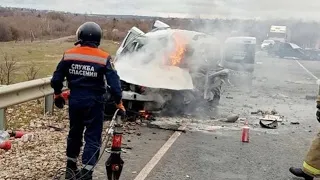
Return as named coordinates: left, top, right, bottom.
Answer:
left=0, top=38, right=120, bottom=83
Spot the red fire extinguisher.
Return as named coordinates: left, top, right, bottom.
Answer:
left=241, top=120, right=249, bottom=143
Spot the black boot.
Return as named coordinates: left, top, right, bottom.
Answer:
left=289, top=167, right=314, bottom=180
left=80, top=169, right=93, bottom=180
left=65, top=160, right=80, bottom=180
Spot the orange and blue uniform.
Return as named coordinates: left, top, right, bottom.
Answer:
left=51, top=44, right=122, bottom=168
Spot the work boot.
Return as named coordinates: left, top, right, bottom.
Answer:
left=289, top=167, right=314, bottom=180
left=65, top=160, right=80, bottom=180
left=80, top=169, right=93, bottom=180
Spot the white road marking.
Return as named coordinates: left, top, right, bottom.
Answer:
left=133, top=125, right=187, bottom=180
left=295, top=60, right=319, bottom=80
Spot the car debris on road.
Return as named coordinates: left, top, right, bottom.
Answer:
left=260, top=114, right=284, bottom=122
left=259, top=120, right=278, bottom=129
left=219, top=115, right=239, bottom=123
left=250, top=109, right=284, bottom=129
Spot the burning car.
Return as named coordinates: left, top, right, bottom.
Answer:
left=111, top=20, right=229, bottom=117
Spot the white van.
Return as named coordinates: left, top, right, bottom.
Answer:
left=219, top=36, right=256, bottom=88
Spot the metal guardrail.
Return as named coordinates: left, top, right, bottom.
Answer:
left=0, top=77, right=67, bottom=130
left=0, top=77, right=155, bottom=130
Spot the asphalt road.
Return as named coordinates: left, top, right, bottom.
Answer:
left=144, top=55, right=320, bottom=180
left=93, top=127, right=173, bottom=180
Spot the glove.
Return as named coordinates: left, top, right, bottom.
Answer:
left=116, top=101, right=126, bottom=117
left=54, top=94, right=65, bottom=109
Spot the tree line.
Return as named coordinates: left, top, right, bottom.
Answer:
left=0, top=7, right=320, bottom=47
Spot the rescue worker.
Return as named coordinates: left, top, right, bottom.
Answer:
left=289, top=96, right=320, bottom=180
left=50, top=21, right=125, bottom=180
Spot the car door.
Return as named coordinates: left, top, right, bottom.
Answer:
left=116, top=27, right=145, bottom=57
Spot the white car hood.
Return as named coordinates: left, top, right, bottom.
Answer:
left=114, top=54, right=194, bottom=90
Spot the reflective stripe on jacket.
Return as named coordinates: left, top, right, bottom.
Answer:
left=51, top=46, right=122, bottom=103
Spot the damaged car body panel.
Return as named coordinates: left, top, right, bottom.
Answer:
left=116, top=26, right=145, bottom=58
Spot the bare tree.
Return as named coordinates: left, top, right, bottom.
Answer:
left=0, top=53, right=18, bottom=85
left=30, top=30, right=35, bottom=42
left=0, top=64, right=5, bottom=84
left=24, top=61, right=40, bottom=80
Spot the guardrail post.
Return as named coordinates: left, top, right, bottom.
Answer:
left=44, top=94, right=54, bottom=115
left=0, top=108, right=6, bottom=130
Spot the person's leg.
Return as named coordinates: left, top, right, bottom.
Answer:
left=302, top=131, right=320, bottom=178
left=65, top=100, right=85, bottom=179
left=289, top=131, right=320, bottom=180
left=81, top=100, right=104, bottom=179
left=289, top=167, right=314, bottom=180
left=210, top=76, right=222, bottom=107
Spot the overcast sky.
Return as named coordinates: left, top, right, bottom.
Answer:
left=1, top=0, right=320, bottom=21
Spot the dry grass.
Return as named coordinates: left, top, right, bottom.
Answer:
left=0, top=38, right=120, bottom=83
left=1, top=102, right=70, bottom=180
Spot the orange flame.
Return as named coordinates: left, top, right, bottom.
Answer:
left=169, top=32, right=187, bottom=66
left=139, top=110, right=151, bottom=120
